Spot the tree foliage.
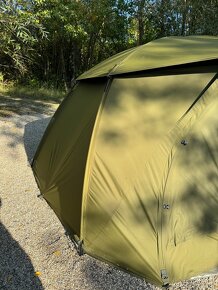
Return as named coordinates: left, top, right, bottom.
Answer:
left=0, top=0, right=47, bottom=79
left=0, top=0, right=218, bottom=88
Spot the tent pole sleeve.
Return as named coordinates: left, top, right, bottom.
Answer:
left=80, top=77, right=113, bottom=241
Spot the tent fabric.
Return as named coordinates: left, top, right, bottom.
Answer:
left=32, top=36, right=218, bottom=287
left=33, top=81, right=106, bottom=235
left=78, top=36, right=218, bottom=80
left=81, top=73, right=218, bottom=285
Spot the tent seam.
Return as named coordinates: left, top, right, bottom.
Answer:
left=108, top=40, right=155, bottom=76
left=80, top=77, right=113, bottom=240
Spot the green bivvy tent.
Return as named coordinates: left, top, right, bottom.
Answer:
left=32, top=36, right=218, bottom=287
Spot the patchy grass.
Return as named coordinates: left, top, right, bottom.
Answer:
left=0, top=82, right=65, bottom=103
left=0, top=82, right=62, bottom=117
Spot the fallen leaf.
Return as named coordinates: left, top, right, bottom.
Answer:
left=35, top=271, right=41, bottom=276
left=53, top=250, right=61, bottom=256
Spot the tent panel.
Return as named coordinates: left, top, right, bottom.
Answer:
left=166, top=235, right=218, bottom=283
left=163, top=80, right=218, bottom=282
left=82, top=73, right=215, bottom=285
left=114, top=36, right=218, bottom=75
left=78, top=36, right=218, bottom=80
left=32, top=81, right=105, bottom=236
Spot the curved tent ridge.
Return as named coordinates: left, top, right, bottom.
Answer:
left=77, top=46, right=138, bottom=80
left=77, top=36, right=218, bottom=80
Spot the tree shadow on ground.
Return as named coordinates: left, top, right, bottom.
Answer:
left=0, top=93, right=57, bottom=118
left=0, top=92, right=57, bottom=152
left=23, top=118, right=51, bottom=164
left=0, top=93, right=61, bottom=118
left=0, top=199, right=44, bottom=290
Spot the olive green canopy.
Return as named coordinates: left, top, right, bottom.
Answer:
left=32, top=36, right=218, bottom=287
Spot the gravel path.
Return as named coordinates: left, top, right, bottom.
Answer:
left=0, top=96, right=217, bottom=290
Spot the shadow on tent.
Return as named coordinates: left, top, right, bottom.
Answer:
left=0, top=198, right=44, bottom=289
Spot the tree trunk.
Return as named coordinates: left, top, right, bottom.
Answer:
left=60, top=44, right=68, bottom=91
left=181, top=0, right=188, bottom=36
left=137, top=0, right=146, bottom=45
